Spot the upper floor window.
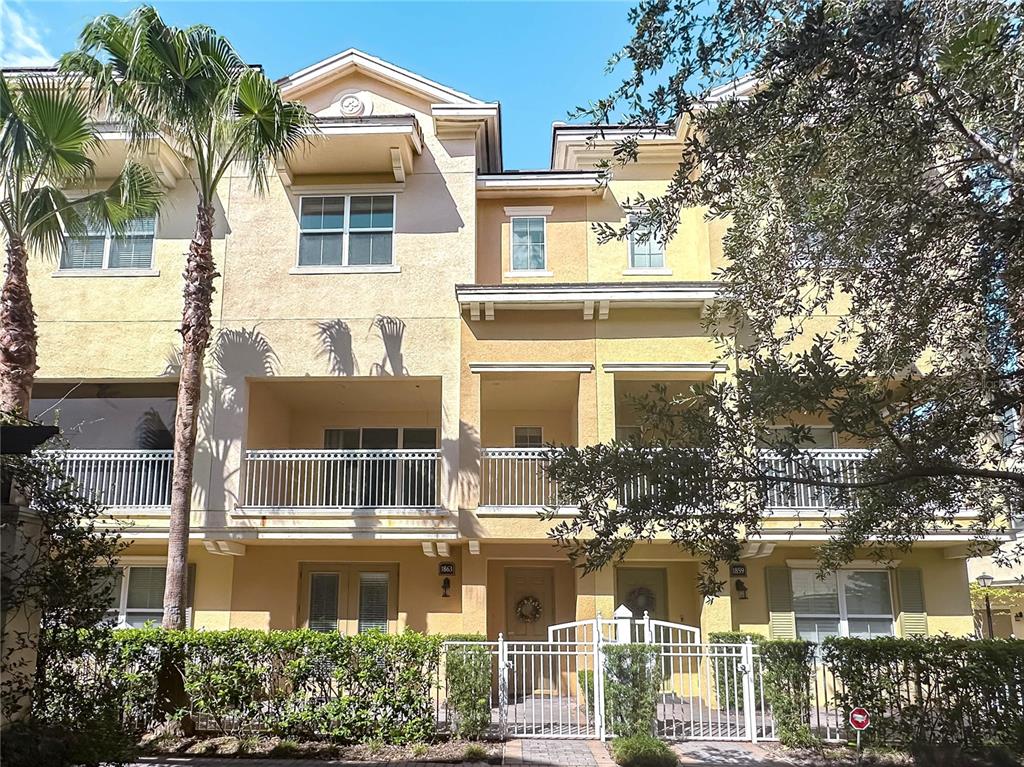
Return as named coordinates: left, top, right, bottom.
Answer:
left=629, top=222, right=665, bottom=269
left=298, top=195, right=394, bottom=268
left=510, top=216, right=546, bottom=272
left=60, top=214, right=156, bottom=271
left=792, top=569, right=894, bottom=641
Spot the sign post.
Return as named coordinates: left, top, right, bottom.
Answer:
left=849, top=707, right=870, bottom=763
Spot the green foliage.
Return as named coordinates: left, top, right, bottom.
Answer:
left=822, top=636, right=1024, bottom=753
left=708, top=633, right=765, bottom=712
left=39, top=628, right=444, bottom=745
left=610, top=734, right=679, bottom=767
left=545, top=0, right=1024, bottom=591
left=759, top=641, right=817, bottom=748
left=0, top=72, right=161, bottom=258
left=604, top=644, right=660, bottom=738
left=578, top=668, right=596, bottom=710
left=0, top=448, right=128, bottom=765
left=444, top=643, right=493, bottom=739
left=462, top=743, right=489, bottom=761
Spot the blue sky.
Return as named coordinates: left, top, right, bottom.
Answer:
left=2, top=0, right=636, bottom=169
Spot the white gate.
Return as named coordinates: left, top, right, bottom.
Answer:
left=438, top=606, right=775, bottom=742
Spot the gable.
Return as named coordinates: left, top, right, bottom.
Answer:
left=277, top=48, right=485, bottom=108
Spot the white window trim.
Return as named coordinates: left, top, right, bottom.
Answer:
left=792, top=568, right=896, bottom=638
left=513, top=426, right=544, bottom=449
left=107, top=562, right=167, bottom=629
left=627, top=224, right=666, bottom=272
left=295, top=193, right=397, bottom=269
left=623, top=267, right=673, bottom=276
left=56, top=212, right=159, bottom=275
left=508, top=215, right=548, bottom=275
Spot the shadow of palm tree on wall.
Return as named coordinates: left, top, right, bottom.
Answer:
left=315, top=319, right=357, bottom=376
left=368, top=315, right=408, bottom=376
left=194, top=327, right=279, bottom=511
left=442, top=419, right=480, bottom=511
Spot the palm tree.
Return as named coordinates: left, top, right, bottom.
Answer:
left=61, top=6, right=312, bottom=629
left=0, top=72, right=161, bottom=415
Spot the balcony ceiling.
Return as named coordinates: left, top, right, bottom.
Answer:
left=279, top=116, right=422, bottom=184
left=91, top=125, right=189, bottom=188
left=481, top=371, right=579, bottom=411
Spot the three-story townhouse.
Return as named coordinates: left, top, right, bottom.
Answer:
left=18, top=50, right=985, bottom=640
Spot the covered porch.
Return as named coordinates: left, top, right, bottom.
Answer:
left=240, top=377, right=443, bottom=511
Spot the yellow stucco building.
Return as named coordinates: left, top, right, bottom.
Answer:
left=25, top=50, right=983, bottom=642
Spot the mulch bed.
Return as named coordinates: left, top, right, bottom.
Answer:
left=140, top=733, right=501, bottom=763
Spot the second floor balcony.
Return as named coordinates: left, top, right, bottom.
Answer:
left=479, top=447, right=872, bottom=511
left=241, top=448, right=441, bottom=510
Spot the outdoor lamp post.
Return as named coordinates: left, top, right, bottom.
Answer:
left=976, top=572, right=995, bottom=638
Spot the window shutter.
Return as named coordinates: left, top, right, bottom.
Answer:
left=766, top=566, right=796, bottom=640
left=358, top=572, right=389, bottom=633
left=185, top=563, right=196, bottom=628
left=309, top=573, right=340, bottom=633
left=896, top=567, right=927, bottom=637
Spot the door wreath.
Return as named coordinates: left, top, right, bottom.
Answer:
left=515, top=595, right=543, bottom=623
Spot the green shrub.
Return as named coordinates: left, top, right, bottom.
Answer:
left=822, top=636, right=1024, bottom=753
left=759, top=640, right=816, bottom=747
left=604, top=644, right=660, bottom=738
left=445, top=643, right=493, bottom=739
left=462, top=743, right=489, bottom=761
left=610, top=734, right=678, bottom=767
left=38, top=627, right=443, bottom=745
left=578, top=668, right=596, bottom=710
left=708, top=632, right=765, bottom=711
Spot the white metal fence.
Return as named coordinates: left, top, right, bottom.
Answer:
left=480, top=447, right=871, bottom=510
left=242, top=449, right=441, bottom=508
left=435, top=609, right=802, bottom=743
left=49, top=449, right=173, bottom=507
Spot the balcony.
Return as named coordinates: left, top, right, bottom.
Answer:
left=50, top=449, right=173, bottom=508
left=478, top=448, right=871, bottom=510
left=241, top=449, right=441, bottom=510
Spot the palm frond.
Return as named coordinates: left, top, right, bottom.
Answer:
left=15, top=76, right=97, bottom=186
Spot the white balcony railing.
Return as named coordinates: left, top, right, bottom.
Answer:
left=481, top=448, right=562, bottom=507
left=50, top=449, right=174, bottom=508
left=480, top=447, right=872, bottom=509
left=242, top=449, right=441, bottom=509
left=759, top=448, right=871, bottom=510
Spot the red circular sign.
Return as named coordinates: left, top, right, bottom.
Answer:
left=849, top=707, right=870, bottom=730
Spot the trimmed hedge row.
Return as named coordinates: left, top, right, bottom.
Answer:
left=822, top=636, right=1024, bottom=752
left=39, top=628, right=444, bottom=744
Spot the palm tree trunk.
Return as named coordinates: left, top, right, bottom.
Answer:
left=163, top=202, right=217, bottom=630
left=0, top=236, right=39, bottom=415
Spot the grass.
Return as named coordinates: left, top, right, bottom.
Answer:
left=462, top=743, right=490, bottom=761
left=610, top=734, right=678, bottom=767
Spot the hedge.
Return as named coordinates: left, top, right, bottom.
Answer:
left=821, top=636, right=1024, bottom=752
left=38, top=628, right=444, bottom=744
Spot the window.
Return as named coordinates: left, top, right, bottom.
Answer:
left=510, top=216, right=546, bottom=271
left=514, top=426, right=544, bottom=448
left=309, top=573, right=340, bottom=633
left=298, top=195, right=394, bottom=268
left=792, top=569, right=894, bottom=641
left=629, top=222, right=664, bottom=269
left=60, top=214, right=156, bottom=271
left=358, top=572, right=390, bottom=633
left=301, top=564, right=397, bottom=634
left=102, top=564, right=195, bottom=628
